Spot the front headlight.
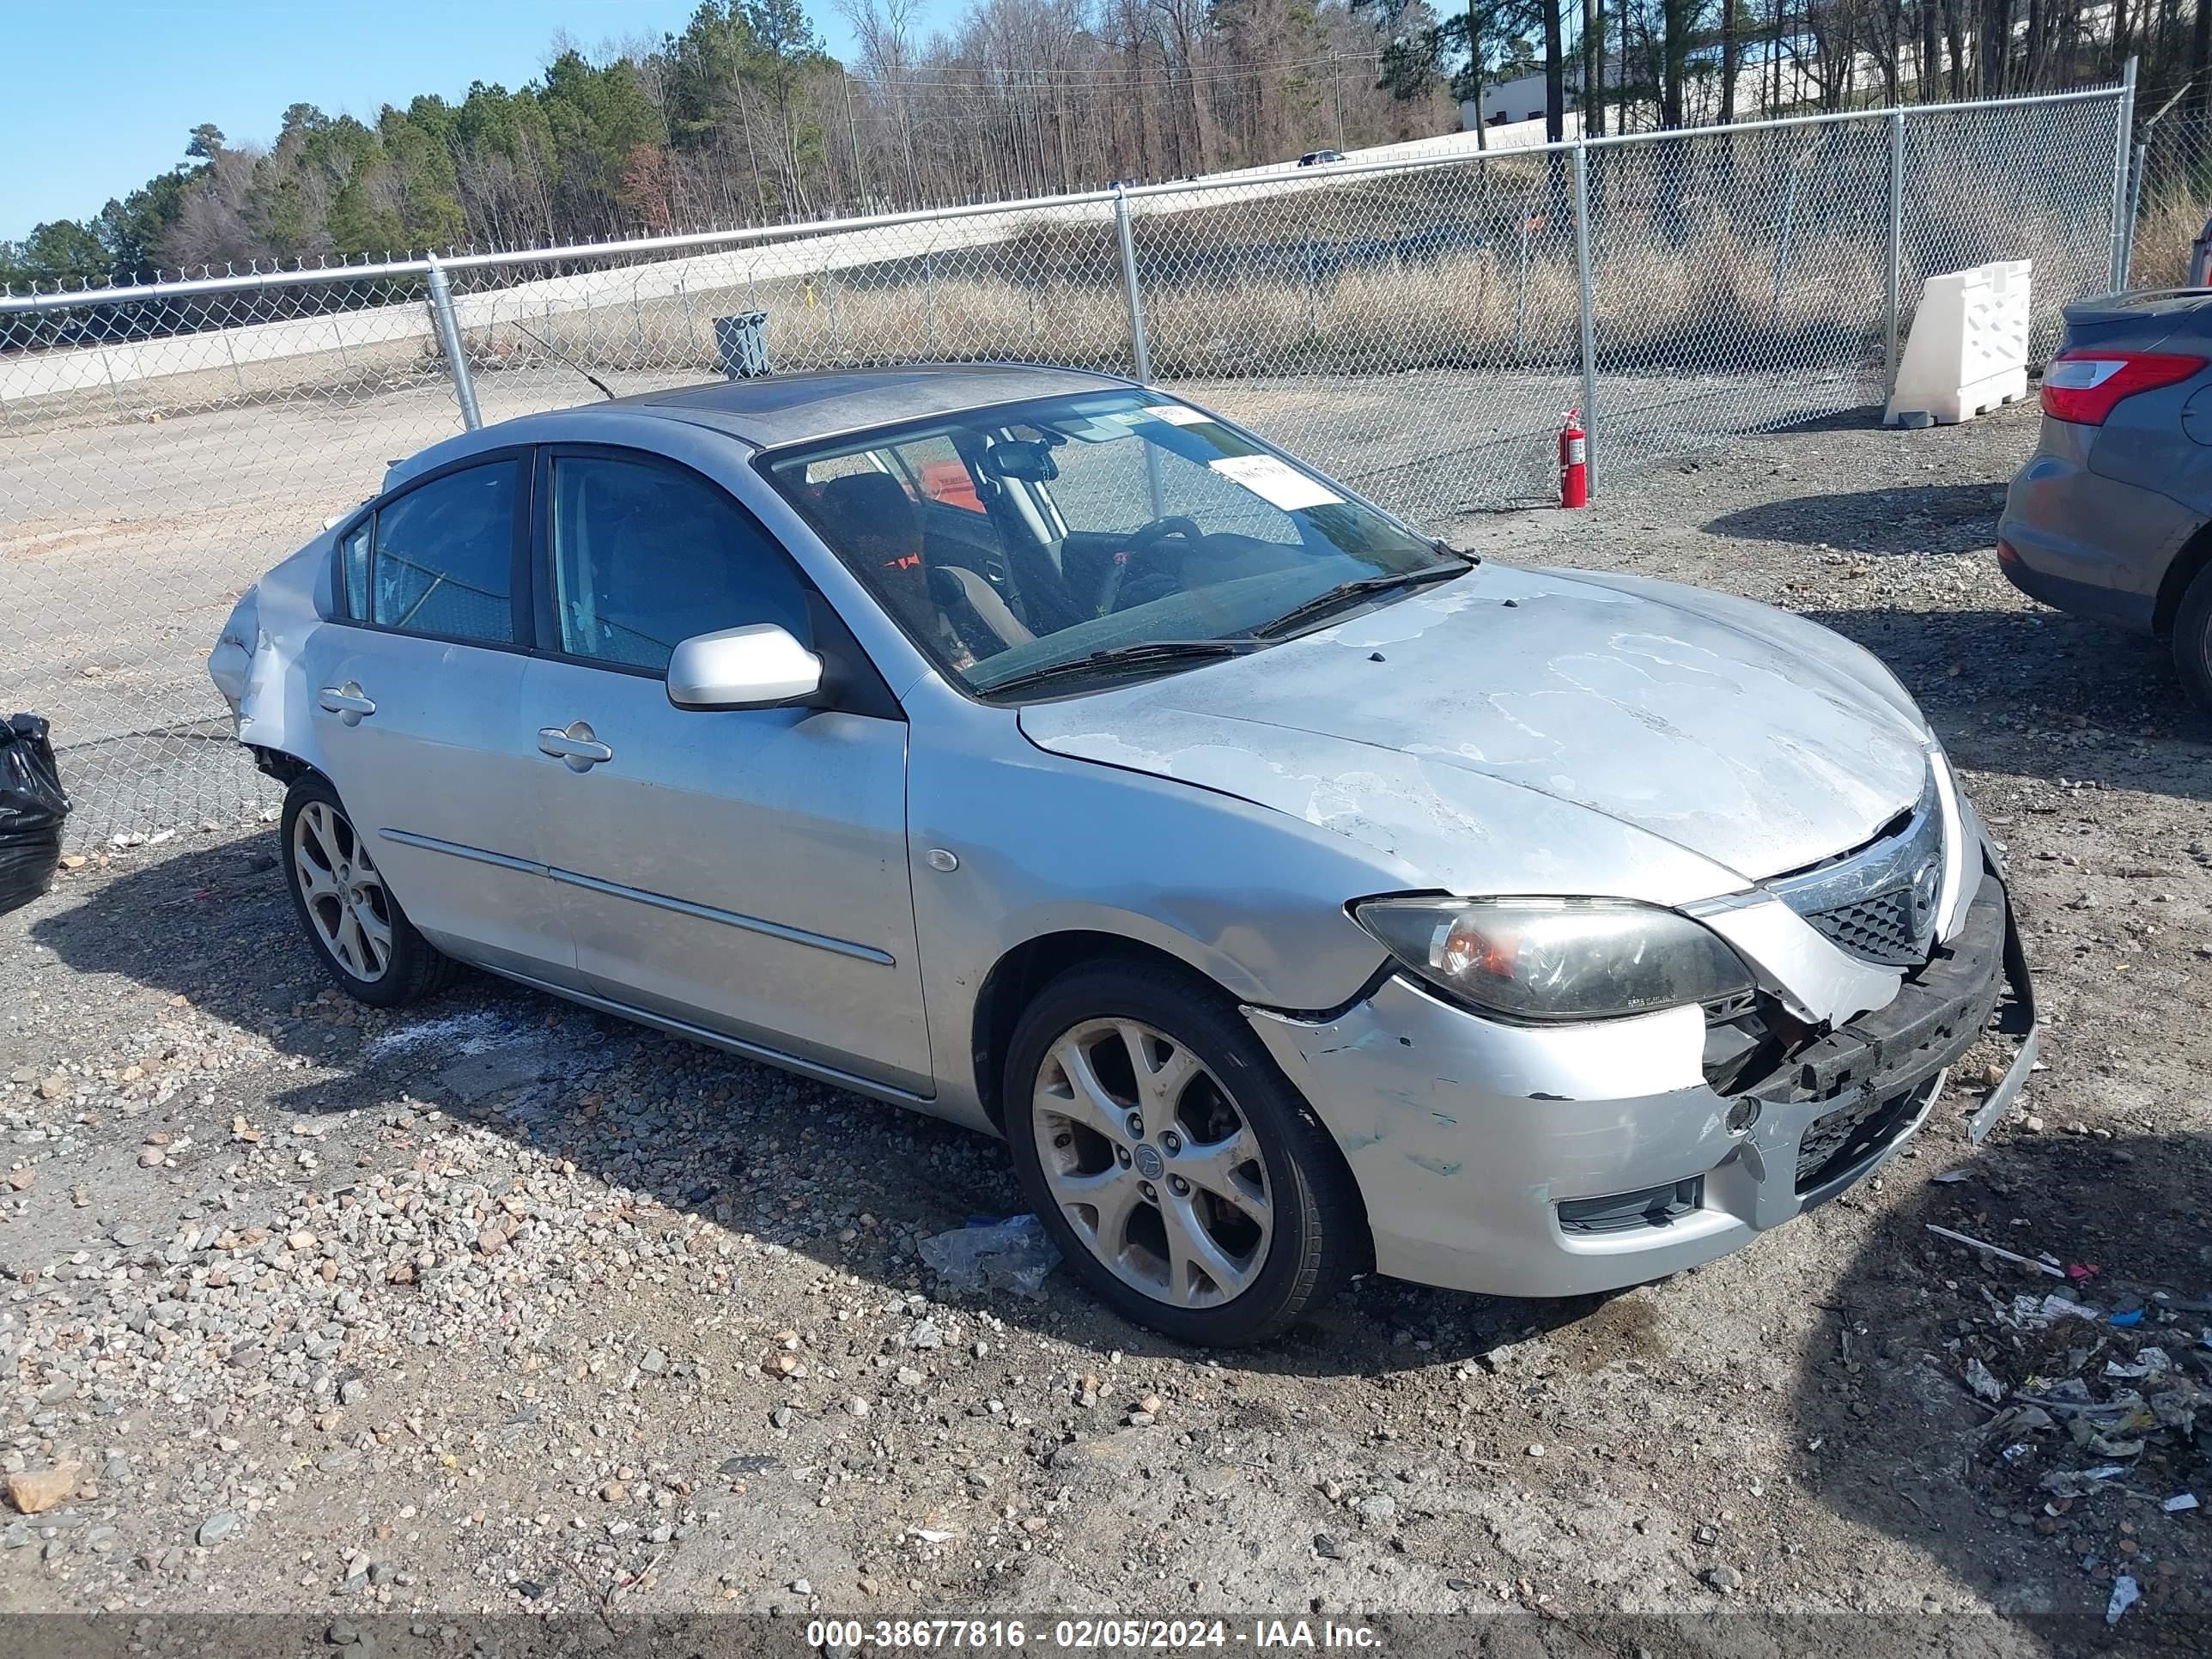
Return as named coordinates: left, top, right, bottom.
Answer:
left=1352, top=896, right=1756, bottom=1023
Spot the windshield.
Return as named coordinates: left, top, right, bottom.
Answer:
left=761, top=390, right=1452, bottom=697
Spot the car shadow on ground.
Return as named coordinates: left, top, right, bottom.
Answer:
left=1705, top=483, right=2011, bottom=556
left=1787, top=1127, right=2212, bottom=1638
left=1797, top=605, right=2212, bottom=805
left=29, top=837, right=1605, bottom=1378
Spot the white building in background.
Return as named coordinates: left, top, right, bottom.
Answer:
left=1460, top=72, right=1582, bottom=131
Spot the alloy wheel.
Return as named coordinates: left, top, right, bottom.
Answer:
left=1031, top=1018, right=1273, bottom=1308
left=291, top=799, right=392, bottom=983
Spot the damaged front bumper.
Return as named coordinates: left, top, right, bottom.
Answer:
left=1245, top=868, right=2037, bottom=1299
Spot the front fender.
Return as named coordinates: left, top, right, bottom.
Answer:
left=906, top=688, right=1407, bottom=1124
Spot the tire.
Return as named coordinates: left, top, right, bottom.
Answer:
left=1003, top=958, right=1364, bottom=1346
left=279, top=775, right=460, bottom=1007
left=2174, top=563, right=2212, bottom=714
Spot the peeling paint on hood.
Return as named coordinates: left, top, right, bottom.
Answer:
left=1018, top=563, right=1932, bottom=887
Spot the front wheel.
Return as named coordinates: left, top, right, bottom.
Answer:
left=1003, top=960, right=1364, bottom=1346
left=2173, top=563, right=2212, bottom=713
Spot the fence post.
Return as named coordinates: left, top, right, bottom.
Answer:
left=424, top=256, right=482, bottom=432
left=2109, top=56, right=2141, bottom=293
left=1885, top=109, right=1905, bottom=400
left=1113, top=184, right=1154, bottom=384
left=1572, top=143, right=1598, bottom=499
left=924, top=245, right=939, bottom=355
left=1515, top=206, right=1532, bottom=363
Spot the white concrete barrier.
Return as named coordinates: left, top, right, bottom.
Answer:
left=0, top=117, right=1571, bottom=410
left=1883, top=258, right=2033, bottom=427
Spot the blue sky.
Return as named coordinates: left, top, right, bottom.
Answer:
left=1, top=0, right=947, bottom=242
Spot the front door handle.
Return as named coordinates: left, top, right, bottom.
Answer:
left=317, top=683, right=376, bottom=725
left=538, top=720, right=613, bottom=771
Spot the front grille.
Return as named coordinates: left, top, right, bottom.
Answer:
left=1768, top=776, right=1945, bottom=969
left=1800, top=888, right=1919, bottom=964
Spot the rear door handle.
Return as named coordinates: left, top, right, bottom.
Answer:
left=538, top=720, right=613, bottom=770
left=317, top=683, right=376, bottom=724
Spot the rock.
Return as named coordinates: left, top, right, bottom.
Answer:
left=5, top=1466, right=76, bottom=1515
left=339, top=1378, right=368, bottom=1407
left=1138, top=1393, right=1163, bottom=1414
left=1355, top=1493, right=1397, bottom=1525
left=3, top=1167, right=32, bottom=1191
left=769, top=1407, right=793, bottom=1431
left=1526, top=1443, right=1545, bottom=1458
left=1704, top=1565, right=1742, bottom=1594
left=197, top=1510, right=241, bottom=1547
left=600, top=1482, right=628, bottom=1503
left=288, top=1231, right=318, bottom=1250
left=640, top=1347, right=667, bottom=1376
left=908, top=1322, right=942, bottom=1350
left=474, top=1227, right=507, bottom=1256
left=792, top=1578, right=812, bottom=1595
left=137, top=1147, right=163, bottom=1168
left=1313, top=1534, right=1344, bottom=1559
left=896, top=1367, right=924, bottom=1388
left=328, top=1619, right=361, bottom=1644
left=845, top=1395, right=871, bottom=1418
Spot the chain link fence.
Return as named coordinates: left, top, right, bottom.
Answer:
left=1, top=86, right=2131, bottom=849
left=2130, top=101, right=2212, bottom=287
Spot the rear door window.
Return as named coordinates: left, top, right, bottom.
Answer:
left=369, top=462, right=520, bottom=645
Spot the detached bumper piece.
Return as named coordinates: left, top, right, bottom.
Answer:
left=1747, top=865, right=2036, bottom=1199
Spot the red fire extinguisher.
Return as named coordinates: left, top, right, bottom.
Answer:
left=1559, top=409, right=1588, bottom=509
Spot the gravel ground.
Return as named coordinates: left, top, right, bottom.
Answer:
left=3, top=400, right=2209, bottom=1653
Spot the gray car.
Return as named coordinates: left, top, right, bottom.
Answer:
left=210, top=365, right=2037, bottom=1345
left=1999, top=289, right=2212, bottom=707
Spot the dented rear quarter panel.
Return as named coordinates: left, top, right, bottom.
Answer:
left=216, top=532, right=339, bottom=779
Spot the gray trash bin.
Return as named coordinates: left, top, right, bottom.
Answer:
left=714, top=311, right=770, bottom=379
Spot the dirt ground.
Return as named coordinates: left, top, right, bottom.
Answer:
left=2, top=399, right=2209, bottom=1655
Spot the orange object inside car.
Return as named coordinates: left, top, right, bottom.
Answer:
left=918, top=458, right=985, bottom=514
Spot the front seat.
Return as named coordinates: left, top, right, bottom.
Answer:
left=814, top=472, right=1034, bottom=654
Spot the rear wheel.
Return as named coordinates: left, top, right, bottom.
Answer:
left=1003, top=959, right=1363, bottom=1346
left=2174, top=564, right=2212, bottom=713
left=281, top=775, right=459, bottom=1007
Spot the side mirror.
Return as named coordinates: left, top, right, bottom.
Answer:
left=665, top=623, right=823, bottom=711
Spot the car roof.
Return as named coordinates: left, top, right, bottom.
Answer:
left=380, top=362, right=1141, bottom=491
left=611, top=362, right=1136, bottom=449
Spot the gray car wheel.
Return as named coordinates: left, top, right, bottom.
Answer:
left=1004, top=959, right=1364, bottom=1346
left=280, top=775, right=459, bottom=1007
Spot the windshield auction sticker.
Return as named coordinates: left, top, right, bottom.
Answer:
left=1206, top=454, right=1343, bottom=511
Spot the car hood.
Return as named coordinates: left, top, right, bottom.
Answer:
left=1018, top=562, right=1933, bottom=893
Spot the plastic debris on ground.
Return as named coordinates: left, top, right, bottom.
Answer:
left=2106, top=1575, right=2140, bottom=1626
left=1964, top=1356, right=2006, bottom=1403
left=0, top=714, right=70, bottom=917
left=918, top=1213, right=1061, bottom=1298
left=1927, top=1223, right=2064, bottom=1278
left=2164, top=1492, right=2199, bottom=1512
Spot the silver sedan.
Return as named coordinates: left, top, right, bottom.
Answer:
left=210, top=364, right=2037, bottom=1345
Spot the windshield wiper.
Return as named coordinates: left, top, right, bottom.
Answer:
left=1249, top=561, right=1470, bottom=641
left=980, top=638, right=1256, bottom=698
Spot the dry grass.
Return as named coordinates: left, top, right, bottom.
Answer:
left=2130, top=189, right=2209, bottom=289
left=1, top=157, right=2128, bottom=435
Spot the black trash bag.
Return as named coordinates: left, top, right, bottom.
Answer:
left=0, top=714, right=71, bottom=917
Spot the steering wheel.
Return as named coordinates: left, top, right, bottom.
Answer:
left=1097, top=516, right=1203, bottom=616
